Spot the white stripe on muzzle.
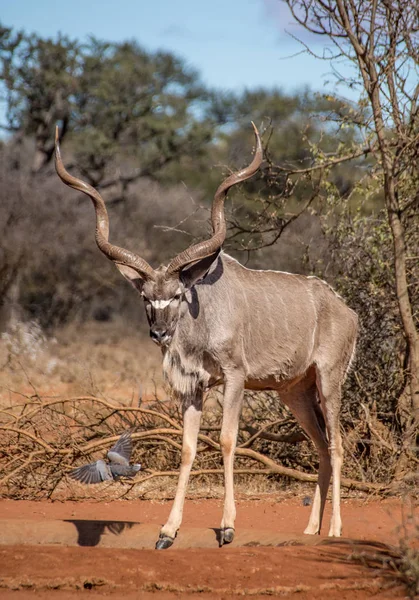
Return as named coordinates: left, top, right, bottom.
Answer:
left=150, top=299, right=172, bottom=309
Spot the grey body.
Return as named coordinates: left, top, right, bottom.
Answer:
left=55, top=124, right=358, bottom=549
left=161, top=253, right=356, bottom=398
left=70, top=432, right=141, bottom=484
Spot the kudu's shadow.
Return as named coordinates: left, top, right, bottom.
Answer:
left=65, top=519, right=138, bottom=547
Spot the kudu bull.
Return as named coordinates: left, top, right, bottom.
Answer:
left=55, top=124, right=358, bottom=549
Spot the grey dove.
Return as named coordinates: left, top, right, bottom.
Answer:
left=69, top=432, right=141, bottom=484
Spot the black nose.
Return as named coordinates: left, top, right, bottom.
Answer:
left=150, top=328, right=167, bottom=344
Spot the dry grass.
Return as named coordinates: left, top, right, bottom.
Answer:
left=0, top=319, right=164, bottom=404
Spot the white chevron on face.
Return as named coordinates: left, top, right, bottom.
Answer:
left=150, top=298, right=172, bottom=309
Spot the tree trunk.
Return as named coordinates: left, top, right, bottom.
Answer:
left=365, top=68, right=419, bottom=457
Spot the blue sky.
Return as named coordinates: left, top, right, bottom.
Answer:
left=1, top=0, right=358, bottom=99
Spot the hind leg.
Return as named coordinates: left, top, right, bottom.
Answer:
left=316, top=368, right=344, bottom=537
left=281, top=379, right=331, bottom=535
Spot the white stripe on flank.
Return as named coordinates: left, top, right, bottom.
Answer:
left=150, top=299, right=172, bottom=309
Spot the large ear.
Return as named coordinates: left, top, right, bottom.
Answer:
left=180, top=250, right=220, bottom=290
left=115, top=264, right=145, bottom=294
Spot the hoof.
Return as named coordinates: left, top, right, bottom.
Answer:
left=219, top=527, right=235, bottom=547
left=155, top=534, right=175, bottom=550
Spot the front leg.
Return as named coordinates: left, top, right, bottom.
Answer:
left=156, top=390, right=203, bottom=550
left=219, top=372, right=245, bottom=547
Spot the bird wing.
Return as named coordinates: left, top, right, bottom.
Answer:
left=69, top=460, right=112, bottom=484
left=107, top=432, right=132, bottom=465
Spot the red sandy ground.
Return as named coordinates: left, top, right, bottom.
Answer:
left=0, top=496, right=412, bottom=599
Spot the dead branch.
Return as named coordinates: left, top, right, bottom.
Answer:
left=0, top=450, right=44, bottom=486
left=0, top=426, right=58, bottom=453
left=0, top=392, right=392, bottom=498
left=136, top=468, right=272, bottom=484
left=235, top=447, right=388, bottom=492
left=242, top=424, right=308, bottom=446
left=15, top=395, right=182, bottom=431
left=275, top=144, right=374, bottom=174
